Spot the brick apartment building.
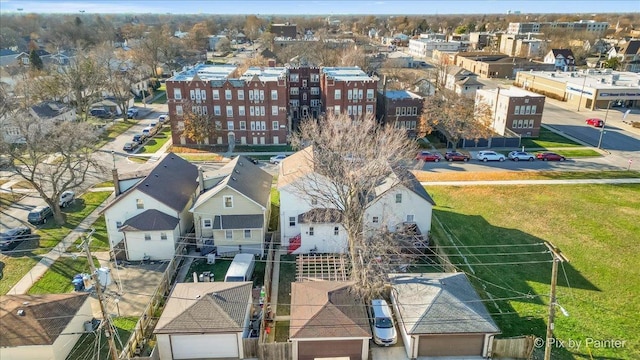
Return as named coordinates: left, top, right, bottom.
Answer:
left=320, top=67, right=378, bottom=118
left=166, top=64, right=289, bottom=146
left=286, top=65, right=322, bottom=131
left=476, top=86, right=546, bottom=137
left=376, top=90, right=424, bottom=138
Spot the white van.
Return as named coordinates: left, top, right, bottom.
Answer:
left=142, top=126, right=157, bottom=137
left=224, top=254, right=256, bottom=282
left=370, top=299, right=397, bottom=346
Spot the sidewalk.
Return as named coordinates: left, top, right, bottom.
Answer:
left=7, top=192, right=115, bottom=295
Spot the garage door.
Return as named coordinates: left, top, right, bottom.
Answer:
left=417, top=334, right=484, bottom=357
left=171, top=334, right=238, bottom=359
left=298, top=340, right=362, bottom=360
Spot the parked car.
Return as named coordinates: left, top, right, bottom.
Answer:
left=245, top=156, right=260, bottom=165
left=0, top=227, right=32, bottom=251
left=90, top=108, right=113, bottom=119
left=132, top=134, right=146, bottom=144
left=444, top=151, right=470, bottom=162
left=536, top=152, right=566, bottom=161
left=476, top=150, right=506, bottom=162
left=142, top=126, right=157, bottom=137
left=28, top=205, right=53, bottom=225
left=158, top=114, right=169, bottom=122
left=585, top=118, right=604, bottom=127
left=123, top=142, right=138, bottom=152
left=369, top=299, right=397, bottom=346
left=127, top=108, right=139, bottom=118
left=508, top=151, right=536, bottom=162
left=416, top=151, right=442, bottom=162
left=59, top=191, right=75, bottom=208
left=269, top=154, right=287, bottom=164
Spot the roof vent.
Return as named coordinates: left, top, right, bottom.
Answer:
left=17, top=309, right=26, bottom=316
left=232, top=177, right=237, bottom=181
left=155, top=174, right=159, bottom=177
left=235, top=169, right=240, bottom=174
left=239, top=162, right=243, bottom=166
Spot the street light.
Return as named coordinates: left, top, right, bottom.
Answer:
left=577, top=73, right=588, bottom=112
left=597, top=100, right=615, bottom=149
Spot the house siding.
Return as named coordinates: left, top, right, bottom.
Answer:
left=123, top=227, right=180, bottom=261
left=297, top=222, right=347, bottom=254
left=364, top=185, right=433, bottom=235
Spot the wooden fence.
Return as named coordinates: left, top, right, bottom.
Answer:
left=258, top=341, right=292, bottom=359
left=259, top=232, right=276, bottom=344
left=492, top=336, right=535, bottom=359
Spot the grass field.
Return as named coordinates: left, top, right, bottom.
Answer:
left=521, top=127, right=581, bottom=149
left=140, top=127, right=171, bottom=154
left=97, top=120, right=137, bottom=148
left=413, top=170, right=640, bottom=182
left=427, top=184, right=640, bottom=359
left=276, top=255, right=296, bottom=316
left=28, top=255, right=100, bottom=294
left=0, top=256, right=39, bottom=294
left=67, top=316, right=138, bottom=360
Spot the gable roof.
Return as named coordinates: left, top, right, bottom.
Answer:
left=298, top=208, right=343, bottom=224
left=550, top=48, right=575, bottom=59
left=289, top=281, right=371, bottom=339
left=120, top=209, right=179, bottom=232
left=192, top=156, right=273, bottom=211
left=107, top=153, right=198, bottom=212
left=456, top=76, right=484, bottom=87
left=154, top=282, right=252, bottom=334
left=619, top=39, right=640, bottom=56
left=277, top=146, right=315, bottom=189
left=0, top=293, right=90, bottom=347
left=390, top=273, right=500, bottom=335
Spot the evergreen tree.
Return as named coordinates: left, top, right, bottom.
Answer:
left=29, top=49, right=43, bottom=71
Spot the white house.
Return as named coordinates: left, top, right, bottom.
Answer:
left=104, top=153, right=199, bottom=261
left=0, top=293, right=92, bottom=360
left=1, top=101, right=76, bottom=144
left=409, top=39, right=461, bottom=58
left=278, top=147, right=435, bottom=254
left=445, top=65, right=484, bottom=97
left=544, top=49, right=576, bottom=72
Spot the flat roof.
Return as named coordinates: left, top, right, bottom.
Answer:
left=384, top=90, right=422, bottom=100
left=520, top=70, right=640, bottom=90
left=170, top=64, right=237, bottom=82
left=479, top=86, right=544, bottom=98
left=240, top=66, right=287, bottom=82
left=322, top=66, right=373, bottom=81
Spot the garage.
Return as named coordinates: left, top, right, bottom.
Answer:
left=298, top=340, right=362, bottom=360
left=417, top=334, right=484, bottom=357
left=170, top=333, right=239, bottom=359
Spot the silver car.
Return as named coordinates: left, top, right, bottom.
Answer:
left=508, top=151, right=535, bottom=162
left=476, top=150, right=505, bottom=162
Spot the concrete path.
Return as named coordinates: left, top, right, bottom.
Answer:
left=421, top=178, right=640, bottom=186
left=6, top=192, right=115, bottom=295
left=271, top=248, right=286, bottom=321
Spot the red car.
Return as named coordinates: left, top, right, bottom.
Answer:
left=416, top=151, right=442, bottom=162
left=444, top=151, right=470, bottom=162
left=586, top=118, right=604, bottom=127
left=536, top=152, right=566, bottom=161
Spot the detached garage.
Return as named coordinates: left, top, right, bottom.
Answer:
left=155, top=282, right=253, bottom=359
left=390, top=273, right=501, bottom=359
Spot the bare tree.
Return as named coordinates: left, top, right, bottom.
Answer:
left=0, top=118, right=107, bottom=224
left=54, top=54, right=106, bottom=120
left=289, top=113, right=418, bottom=298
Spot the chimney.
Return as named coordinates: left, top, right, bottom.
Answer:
left=198, top=166, right=205, bottom=193
left=268, top=58, right=276, bottom=67
left=112, top=168, right=121, bottom=196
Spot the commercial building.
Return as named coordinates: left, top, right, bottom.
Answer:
left=456, top=53, right=555, bottom=79
left=408, top=39, right=462, bottom=58
left=476, top=87, right=546, bottom=137
left=507, top=21, right=609, bottom=36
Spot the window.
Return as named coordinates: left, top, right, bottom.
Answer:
left=334, top=105, right=340, bottom=113
left=239, top=106, right=245, bottom=116
left=310, top=87, right=319, bottom=95
left=259, top=90, right=264, bottom=101
left=406, top=214, right=414, bottom=222
left=395, top=193, right=402, bottom=203
left=289, top=216, right=296, bottom=227
left=272, top=121, right=279, bottom=130
left=260, top=107, right=265, bottom=116
left=525, top=105, right=531, bottom=115
left=250, top=121, right=256, bottom=130
left=334, top=226, right=339, bottom=235
left=202, top=106, right=208, bottom=115
left=366, top=105, right=373, bottom=114
left=290, top=99, right=300, bottom=107
left=515, top=106, right=520, bottom=115
left=311, top=99, right=320, bottom=107
left=358, top=105, right=362, bottom=115
left=225, top=230, right=233, bottom=239
left=512, top=120, right=517, bottom=128
left=401, top=107, right=407, bottom=116
left=244, top=229, right=251, bottom=238
left=272, top=105, right=278, bottom=115
left=215, top=121, right=222, bottom=130
left=271, top=90, right=278, bottom=100
left=226, top=106, right=233, bottom=117
left=302, top=79, right=307, bottom=87
left=200, top=89, right=206, bottom=99
left=529, top=119, right=535, bottom=128
left=347, top=89, right=353, bottom=100
left=367, top=89, right=374, bottom=100
left=240, top=121, right=246, bottom=130
left=136, top=199, right=144, bottom=209
left=225, top=89, right=232, bottom=100
left=309, top=227, right=314, bottom=236
left=144, top=233, right=151, bottom=241
left=227, top=121, right=234, bottom=130
left=249, top=90, right=254, bottom=101
left=213, top=89, right=220, bottom=100
left=517, top=119, right=524, bottom=128
left=348, top=106, right=353, bottom=115
left=237, top=90, right=244, bottom=100
left=176, top=105, right=183, bottom=116
left=372, top=216, right=379, bottom=223
left=202, top=218, right=213, bottom=228
left=190, top=89, right=195, bottom=100
left=531, top=105, right=537, bottom=114
left=302, top=93, right=307, bottom=101
left=214, top=105, right=221, bottom=116
left=224, top=195, right=233, bottom=208
left=412, top=107, right=418, bottom=116
left=261, top=121, right=266, bottom=130
left=160, top=232, right=168, bottom=240
left=173, top=89, right=182, bottom=100
left=311, top=73, right=319, bottom=82
left=290, top=87, right=299, bottom=95
left=290, top=73, right=299, bottom=82
left=250, top=107, right=255, bottom=116
left=334, top=89, right=341, bottom=100
left=116, top=221, right=122, bottom=228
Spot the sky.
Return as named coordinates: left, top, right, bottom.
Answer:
left=1, top=0, right=638, bottom=15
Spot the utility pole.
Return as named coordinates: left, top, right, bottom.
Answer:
left=82, top=229, right=120, bottom=360
left=544, top=242, right=569, bottom=360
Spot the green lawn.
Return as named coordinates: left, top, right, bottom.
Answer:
left=96, top=120, right=137, bottom=148
left=27, top=255, right=100, bottom=294
left=0, top=256, right=40, bottom=295
left=67, top=316, right=138, bottom=360
left=34, top=191, right=112, bottom=255
left=276, top=254, right=296, bottom=316
left=269, top=188, right=280, bottom=232
left=549, top=149, right=601, bottom=158
left=140, top=127, right=171, bottom=154
left=177, top=153, right=224, bottom=162
left=427, top=184, right=640, bottom=359
left=184, top=257, right=266, bottom=286
left=522, top=127, right=581, bottom=149
left=151, top=91, right=167, bottom=104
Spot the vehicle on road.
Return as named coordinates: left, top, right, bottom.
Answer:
left=142, top=126, right=158, bottom=137
left=536, top=152, right=566, bottom=161
left=444, top=151, right=470, bottom=162
left=586, top=118, right=604, bottom=127
left=123, top=142, right=138, bottom=152
left=476, top=150, right=505, bottom=162
left=245, top=156, right=260, bottom=164
left=127, top=108, right=139, bottom=118
left=369, top=299, right=397, bottom=346
left=508, top=151, right=536, bottom=162
left=90, top=108, right=113, bottom=119
left=416, top=151, right=442, bottom=162
left=59, top=191, right=75, bottom=208
left=28, top=205, right=53, bottom=225
left=132, top=134, right=146, bottom=144
left=0, top=227, right=32, bottom=251
left=269, top=154, right=287, bottom=164
left=158, top=114, right=169, bottom=122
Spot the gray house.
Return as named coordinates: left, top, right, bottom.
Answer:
left=191, top=156, right=273, bottom=256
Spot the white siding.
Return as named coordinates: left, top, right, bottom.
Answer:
left=123, top=227, right=180, bottom=261
left=297, top=222, right=348, bottom=254
left=364, top=185, right=433, bottom=235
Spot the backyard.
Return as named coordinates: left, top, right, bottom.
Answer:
left=427, top=184, right=640, bottom=359
left=185, top=256, right=266, bottom=286
left=28, top=255, right=100, bottom=294
left=67, top=316, right=138, bottom=360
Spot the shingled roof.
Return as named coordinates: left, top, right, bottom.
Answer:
left=120, top=209, right=179, bottom=232
left=0, top=293, right=90, bottom=347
